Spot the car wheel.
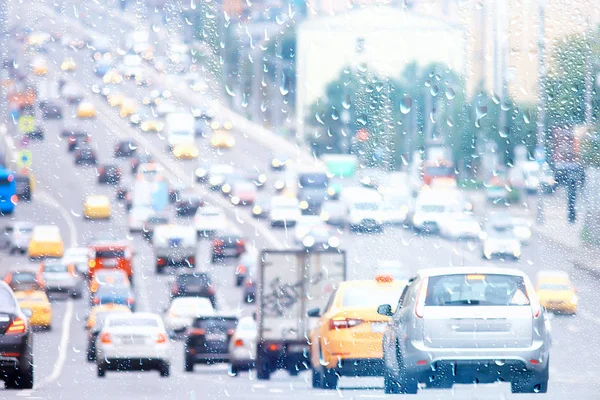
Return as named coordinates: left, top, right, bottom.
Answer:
left=383, top=367, right=401, bottom=394
left=511, top=359, right=549, bottom=394
left=159, top=362, right=170, bottom=377
left=97, top=363, right=106, bottom=377
left=311, top=368, right=321, bottom=388
left=184, top=357, right=194, bottom=372
left=256, top=360, right=271, bottom=380
left=5, top=364, right=34, bottom=389
left=87, top=347, right=95, bottom=362
left=319, top=367, right=338, bottom=389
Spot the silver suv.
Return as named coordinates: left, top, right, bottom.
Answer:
left=378, top=267, right=551, bottom=394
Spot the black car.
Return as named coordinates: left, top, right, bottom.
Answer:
left=175, top=192, right=204, bottom=217
left=131, top=153, right=153, bottom=174
left=114, top=140, right=138, bottom=158
left=66, top=132, right=91, bottom=152
left=86, top=310, right=115, bottom=362
left=184, top=316, right=237, bottom=371
left=0, top=282, right=34, bottom=389
left=116, top=179, right=133, bottom=201
left=15, top=175, right=31, bottom=201
left=170, top=272, right=216, bottom=308
left=168, top=184, right=188, bottom=203
left=211, top=233, right=245, bottom=263
left=74, top=145, right=98, bottom=165
left=97, top=164, right=121, bottom=184
left=40, top=101, right=62, bottom=119
left=26, top=126, right=44, bottom=140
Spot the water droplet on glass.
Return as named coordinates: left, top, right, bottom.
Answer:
left=357, top=62, right=367, bottom=73
left=71, top=210, right=81, bottom=217
left=279, top=74, right=289, bottom=96
left=190, top=0, right=196, bottom=9
left=476, top=105, right=488, bottom=120
left=445, top=87, right=456, bottom=100
left=492, top=94, right=500, bottom=104
left=331, top=109, right=339, bottom=121
left=499, top=127, right=509, bottom=138
left=494, top=360, right=506, bottom=366
left=342, top=95, right=351, bottom=109
left=225, top=85, right=235, bottom=97
left=430, top=85, right=439, bottom=96
left=523, top=110, right=531, bottom=124
left=400, top=96, right=412, bottom=114
left=357, top=115, right=367, bottom=126
left=315, top=112, right=324, bottom=124
left=241, top=93, right=248, bottom=108
left=446, top=117, right=454, bottom=127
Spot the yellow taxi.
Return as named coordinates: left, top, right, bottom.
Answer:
left=119, top=98, right=137, bottom=118
left=210, top=121, right=234, bottom=131
left=172, top=143, right=199, bottom=159
left=103, top=69, right=123, bottom=84
left=141, top=119, right=164, bottom=133
left=83, top=195, right=111, bottom=220
left=76, top=101, right=97, bottom=119
left=210, top=129, right=235, bottom=149
left=15, top=290, right=52, bottom=329
left=60, top=57, right=77, bottom=72
left=308, top=275, right=407, bottom=388
left=536, top=270, right=578, bottom=314
left=31, top=57, right=48, bottom=76
left=86, top=304, right=131, bottom=330
left=28, top=225, right=64, bottom=259
left=107, top=92, right=126, bottom=108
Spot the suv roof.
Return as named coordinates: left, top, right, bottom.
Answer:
left=417, top=266, right=527, bottom=279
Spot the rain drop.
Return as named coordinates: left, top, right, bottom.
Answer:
left=430, top=85, right=439, bottom=96
left=446, top=117, right=454, bottom=127
left=331, top=109, right=339, bottom=121
left=225, top=85, right=235, bottom=97
left=445, top=87, right=456, bottom=100
left=342, top=95, right=352, bottom=109
left=357, top=115, right=367, bottom=126
left=400, top=96, right=412, bottom=114
left=523, top=110, right=531, bottom=124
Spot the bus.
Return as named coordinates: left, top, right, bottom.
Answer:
left=0, top=169, right=18, bottom=214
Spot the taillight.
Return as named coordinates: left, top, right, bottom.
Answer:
left=414, top=278, right=429, bottom=318
left=100, top=332, right=111, bottom=344
left=187, top=328, right=205, bottom=336
left=156, top=333, right=167, bottom=344
left=236, top=240, right=245, bottom=248
left=244, top=280, right=253, bottom=288
left=207, top=286, right=215, bottom=295
left=98, top=167, right=104, bottom=174
left=36, top=273, right=45, bottom=288
left=93, top=297, right=100, bottom=305
left=170, top=284, right=179, bottom=296
left=235, top=265, right=246, bottom=275
left=6, top=317, right=26, bottom=335
left=213, top=239, right=224, bottom=247
left=329, top=317, right=363, bottom=330
left=187, top=256, right=195, bottom=265
left=525, top=281, right=541, bottom=318
left=10, top=195, right=17, bottom=205
left=234, top=339, right=244, bottom=347
left=227, top=329, right=235, bottom=335
left=126, top=297, right=135, bottom=305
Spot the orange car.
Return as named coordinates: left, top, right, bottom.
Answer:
left=88, top=243, right=133, bottom=279
left=308, top=275, right=408, bottom=389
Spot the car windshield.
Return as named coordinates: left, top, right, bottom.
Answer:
left=43, top=263, right=69, bottom=273
left=96, top=250, right=126, bottom=258
left=487, top=226, right=516, bottom=239
left=538, top=283, right=571, bottom=291
left=96, top=286, right=130, bottom=297
left=425, top=274, right=530, bottom=306
left=10, top=272, right=36, bottom=283
left=342, top=287, right=403, bottom=310
left=108, top=318, right=158, bottom=328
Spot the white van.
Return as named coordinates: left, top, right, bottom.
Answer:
left=269, top=196, right=301, bottom=227
left=340, top=187, right=384, bottom=232
left=152, top=225, right=197, bottom=274
left=165, top=113, right=195, bottom=150
left=412, top=189, right=465, bottom=232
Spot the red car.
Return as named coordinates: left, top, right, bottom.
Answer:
left=211, top=233, right=245, bottom=263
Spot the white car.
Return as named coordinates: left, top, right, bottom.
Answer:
left=128, top=206, right=155, bottom=232
left=269, top=196, right=301, bottom=227
left=194, top=206, right=227, bottom=238
left=164, top=297, right=215, bottom=334
left=511, top=217, right=533, bottom=245
left=62, top=247, right=89, bottom=275
left=438, top=212, right=481, bottom=239
left=481, top=225, right=522, bottom=260
left=294, top=216, right=325, bottom=244
left=96, top=313, right=171, bottom=377
left=228, top=316, right=257, bottom=374
left=207, top=164, right=235, bottom=189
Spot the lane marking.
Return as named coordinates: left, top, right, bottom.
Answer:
left=33, top=191, right=78, bottom=388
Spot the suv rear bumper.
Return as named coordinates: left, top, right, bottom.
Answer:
left=406, top=339, right=549, bottom=376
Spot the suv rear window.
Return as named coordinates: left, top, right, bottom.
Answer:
left=96, top=250, right=126, bottom=258
left=425, top=274, right=530, bottom=307
left=177, top=274, right=211, bottom=286
left=193, top=317, right=237, bottom=330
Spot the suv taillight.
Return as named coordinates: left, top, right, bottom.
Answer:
left=414, top=278, right=428, bottom=318
left=6, top=317, right=26, bottom=334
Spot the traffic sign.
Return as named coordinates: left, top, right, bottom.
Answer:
left=17, top=150, right=32, bottom=168
left=17, top=115, right=34, bottom=134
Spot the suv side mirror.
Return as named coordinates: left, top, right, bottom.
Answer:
left=377, top=304, right=393, bottom=317
left=306, top=308, right=320, bottom=318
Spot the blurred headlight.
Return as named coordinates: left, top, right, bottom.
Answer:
left=570, top=295, right=578, bottom=304
left=320, top=211, right=329, bottom=221
left=413, top=214, right=424, bottom=226
left=327, top=187, right=336, bottom=197
left=209, top=177, right=220, bottom=186
left=141, top=122, right=149, bottom=131
left=274, top=181, right=285, bottom=190
left=210, top=121, right=220, bottom=130
left=231, top=196, right=240, bottom=205
left=514, top=227, right=531, bottom=239
left=302, top=236, right=315, bottom=248
left=190, top=148, right=199, bottom=157
left=222, top=184, right=231, bottom=194
left=258, top=174, right=267, bottom=184
left=226, top=137, right=236, bottom=147
left=328, top=236, right=340, bottom=248
left=224, top=121, right=233, bottom=130
left=272, top=159, right=280, bottom=167
left=400, top=205, right=409, bottom=214
left=299, top=201, right=309, bottom=210
left=252, top=206, right=262, bottom=215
